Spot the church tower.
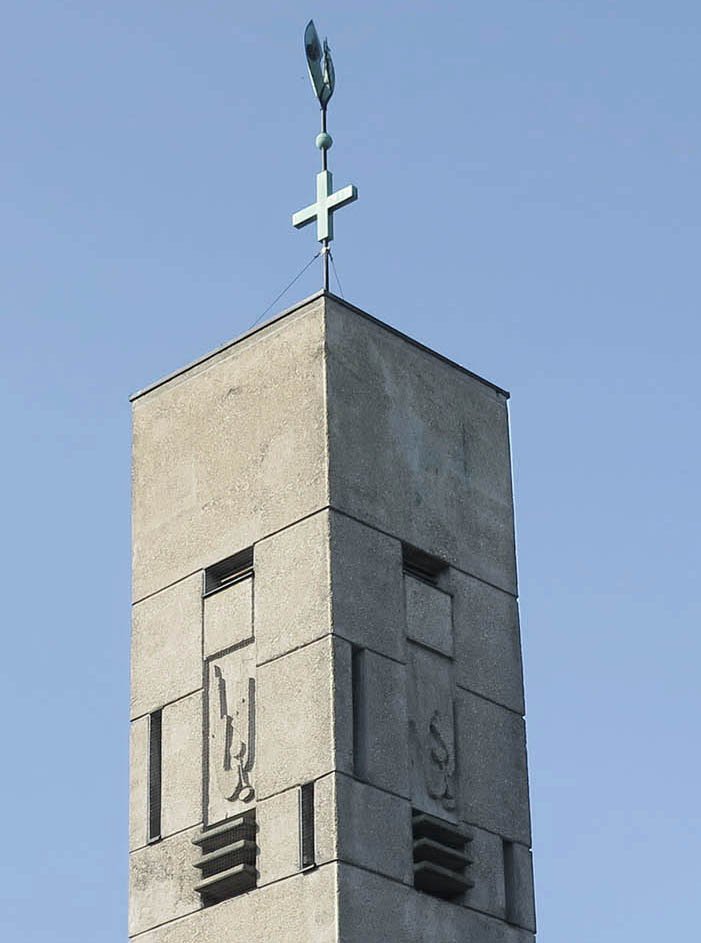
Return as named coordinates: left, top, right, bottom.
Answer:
left=129, top=23, right=536, bottom=943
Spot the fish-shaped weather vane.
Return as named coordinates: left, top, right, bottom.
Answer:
left=292, top=20, right=358, bottom=292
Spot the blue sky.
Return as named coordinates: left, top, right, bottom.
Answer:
left=1, top=2, right=699, bottom=940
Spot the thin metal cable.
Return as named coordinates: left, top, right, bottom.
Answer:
left=249, top=251, right=321, bottom=330
left=329, top=250, right=345, bottom=299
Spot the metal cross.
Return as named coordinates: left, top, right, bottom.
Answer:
left=292, top=170, right=357, bottom=243
left=292, top=21, right=359, bottom=292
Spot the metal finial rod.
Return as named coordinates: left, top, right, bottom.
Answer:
left=292, top=21, right=358, bottom=292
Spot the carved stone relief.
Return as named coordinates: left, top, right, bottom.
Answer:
left=408, top=643, right=459, bottom=821
left=206, top=643, right=256, bottom=825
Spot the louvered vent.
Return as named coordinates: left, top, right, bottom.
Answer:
left=204, top=547, right=254, bottom=595
left=193, top=811, right=257, bottom=905
left=402, top=544, right=447, bottom=586
left=412, top=810, right=473, bottom=899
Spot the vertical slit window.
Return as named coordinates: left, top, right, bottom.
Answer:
left=300, top=782, right=315, bottom=869
left=503, top=839, right=516, bottom=922
left=148, top=709, right=162, bottom=843
left=351, top=646, right=366, bottom=780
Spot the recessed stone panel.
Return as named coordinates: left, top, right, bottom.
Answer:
left=131, top=573, right=202, bottom=719
left=456, top=689, right=531, bottom=844
left=206, top=642, right=257, bottom=826
left=404, top=574, right=453, bottom=656
left=203, top=576, right=253, bottom=658
left=408, top=643, right=458, bottom=820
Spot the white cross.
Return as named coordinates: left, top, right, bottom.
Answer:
left=292, top=169, right=358, bottom=243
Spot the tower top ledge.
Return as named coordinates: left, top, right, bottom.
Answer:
left=129, top=291, right=510, bottom=403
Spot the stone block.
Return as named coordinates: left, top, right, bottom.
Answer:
left=203, top=576, right=253, bottom=657
left=329, top=512, right=405, bottom=661
left=461, top=824, right=506, bottom=920
left=456, top=690, right=531, bottom=844
left=129, top=715, right=149, bottom=851
left=131, top=573, right=202, bottom=719
left=407, top=643, right=458, bottom=820
left=348, top=644, right=410, bottom=797
left=334, top=774, right=412, bottom=884
left=257, top=785, right=302, bottom=886
left=405, top=574, right=453, bottom=656
left=451, top=568, right=524, bottom=714
left=131, top=864, right=338, bottom=943
left=337, top=863, right=535, bottom=943
left=504, top=841, right=536, bottom=932
left=325, top=297, right=517, bottom=595
left=132, top=298, right=328, bottom=602
left=257, top=636, right=337, bottom=798
left=162, top=691, right=203, bottom=838
left=254, top=511, right=331, bottom=665
left=128, top=826, right=201, bottom=937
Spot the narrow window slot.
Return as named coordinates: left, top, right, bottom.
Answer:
left=503, top=839, right=516, bottom=923
left=147, top=709, right=162, bottom=843
left=299, top=782, right=316, bottom=869
left=351, top=646, right=367, bottom=780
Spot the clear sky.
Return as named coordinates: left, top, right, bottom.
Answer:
left=1, top=2, right=698, bottom=940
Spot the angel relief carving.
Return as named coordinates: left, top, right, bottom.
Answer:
left=426, top=709, right=456, bottom=811
left=211, top=663, right=255, bottom=805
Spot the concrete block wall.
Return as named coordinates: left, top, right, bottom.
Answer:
left=129, top=293, right=536, bottom=941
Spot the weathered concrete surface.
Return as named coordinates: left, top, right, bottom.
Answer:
left=450, top=568, right=524, bottom=714
left=405, top=573, right=453, bottom=657
left=333, top=774, right=413, bottom=885
left=504, top=842, right=537, bottom=932
left=257, top=786, right=302, bottom=887
left=329, top=512, right=405, bottom=661
left=337, top=864, right=534, bottom=943
left=133, top=864, right=338, bottom=943
left=129, top=827, right=202, bottom=937
left=325, top=297, right=517, bottom=595
left=336, top=641, right=410, bottom=797
left=456, top=689, right=531, bottom=845
left=254, top=510, right=331, bottom=665
left=461, top=824, right=507, bottom=920
left=203, top=576, right=253, bottom=658
left=129, top=715, right=149, bottom=851
left=162, top=691, right=203, bottom=838
left=132, top=298, right=328, bottom=602
left=130, top=294, right=535, bottom=940
left=257, top=636, right=339, bottom=798
left=131, top=573, right=202, bottom=719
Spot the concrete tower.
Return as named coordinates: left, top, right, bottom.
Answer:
left=129, top=292, right=536, bottom=942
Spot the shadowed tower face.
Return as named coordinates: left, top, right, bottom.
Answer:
left=129, top=293, right=536, bottom=942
